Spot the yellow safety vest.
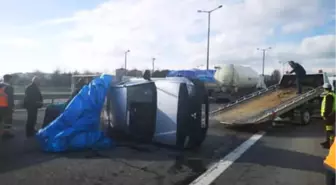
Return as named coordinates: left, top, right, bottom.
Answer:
left=321, top=92, right=336, bottom=118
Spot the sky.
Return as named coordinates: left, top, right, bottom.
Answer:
left=0, top=0, right=335, bottom=75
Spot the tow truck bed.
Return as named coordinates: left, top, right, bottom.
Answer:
left=211, top=73, right=328, bottom=125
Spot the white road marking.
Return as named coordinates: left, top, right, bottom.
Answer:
left=189, top=131, right=266, bottom=185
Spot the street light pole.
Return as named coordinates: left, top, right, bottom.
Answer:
left=257, top=47, right=271, bottom=76
left=152, top=57, right=156, bottom=72
left=206, top=13, right=211, bottom=71
left=124, top=49, right=130, bottom=75
left=198, top=5, right=223, bottom=71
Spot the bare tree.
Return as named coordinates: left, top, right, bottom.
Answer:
left=271, top=69, right=281, bottom=82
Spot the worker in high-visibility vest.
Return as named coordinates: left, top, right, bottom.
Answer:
left=320, top=83, right=336, bottom=149
left=0, top=74, right=15, bottom=140
left=324, top=140, right=335, bottom=185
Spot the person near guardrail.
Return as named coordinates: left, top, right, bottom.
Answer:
left=288, top=61, right=306, bottom=94
left=23, top=76, right=43, bottom=137
left=320, top=83, right=336, bottom=149
left=0, top=74, right=15, bottom=139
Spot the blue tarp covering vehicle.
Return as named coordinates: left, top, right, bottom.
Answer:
left=36, top=74, right=114, bottom=152
left=166, top=69, right=216, bottom=83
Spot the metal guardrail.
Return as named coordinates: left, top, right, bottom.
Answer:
left=14, top=92, right=71, bottom=108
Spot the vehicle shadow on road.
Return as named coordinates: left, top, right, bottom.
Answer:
left=266, top=119, right=326, bottom=138
left=0, top=134, right=61, bottom=174
left=238, top=142, right=326, bottom=174
left=0, top=117, right=261, bottom=184
left=0, top=130, right=233, bottom=178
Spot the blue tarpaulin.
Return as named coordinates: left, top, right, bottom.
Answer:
left=166, top=69, right=216, bottom=83
left=36, top=74, right=114, bottom=152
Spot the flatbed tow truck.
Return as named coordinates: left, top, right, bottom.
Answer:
left=210, top=73, right=329, bottom=125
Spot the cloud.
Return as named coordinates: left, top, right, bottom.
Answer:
left=13, top=0, right=336, bottom=74
left=298, top=34, right=335, bottom=59
left=281, top=22, right=316, bottom=34
left=0, top=37, right=40, bottom=49
left=37, top=17, right=79, bottom=26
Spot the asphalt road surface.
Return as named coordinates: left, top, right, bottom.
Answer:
left=209, top=120, right=328, bottom=185
left=0, top=107, right=328, bottom=185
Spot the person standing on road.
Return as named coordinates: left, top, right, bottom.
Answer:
left=288, top=61, right=306, bottom=94
left=23, top=76, right=43, bottom=137
left=320, top=83, right=336, bottom=149
left=0, top=74, right=15, bottom=139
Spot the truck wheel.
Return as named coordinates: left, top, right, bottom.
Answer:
left=300, top=110, right=311, bottom=125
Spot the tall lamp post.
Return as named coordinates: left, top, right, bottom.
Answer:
left=197, top=5, right=223, bottom=71
left=124, top=49, right=130, bottom=75
left=257, top=47, right=272, bottom=76
left=152, top=57, right=156, bottom=72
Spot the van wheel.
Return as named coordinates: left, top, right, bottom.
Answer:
left=300, top=110, right=311, bottom=125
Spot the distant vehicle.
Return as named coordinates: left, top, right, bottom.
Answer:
left=71, top=74, right=134, bottom=92
left=167, top=66, right=278, bottom=102
left=71, top=74, right=100, bottom=92
left=166, top=69, right=222, bottom=98
left=328, top=76, right=336, bottom=90
left=214, top=64, right=259, bottom=89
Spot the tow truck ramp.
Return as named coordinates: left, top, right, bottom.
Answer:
left=211, top=73, right=327, bottom=125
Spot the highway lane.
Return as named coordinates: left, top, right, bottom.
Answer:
left=210, top=119, right=328, bottom=185
left=0, top=106, right=254, bottom=185
left=1, top=107, right=326, bottom=185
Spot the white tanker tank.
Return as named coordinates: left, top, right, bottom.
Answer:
left=214, top=64, right=259, bottom=92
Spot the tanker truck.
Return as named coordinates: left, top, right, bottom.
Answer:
left=213, top=64, right=261, bottom=102
left=166, top=66, right=263, bottom=102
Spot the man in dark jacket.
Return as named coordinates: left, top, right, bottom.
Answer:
left=0, top=74, right=15, bottom=139
left=288, top=61, right=306, bottom=94
left=143, top=70, right=151, bottom=81
left=24, top=76, right=43, bottom=137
